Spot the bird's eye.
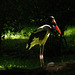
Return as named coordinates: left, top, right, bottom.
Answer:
left=52, top=19, right=56, bottom=24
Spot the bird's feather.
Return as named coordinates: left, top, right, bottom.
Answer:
left=26, top=25, right=51, bottom=50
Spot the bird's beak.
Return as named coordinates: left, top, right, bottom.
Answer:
left=52, top=19, right=61, bottom=34
left=55, top=25, right=61, bottom=34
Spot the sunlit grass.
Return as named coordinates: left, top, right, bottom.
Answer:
left=64, top=26, right=75, bottom=52
left=1, top=26, right=38, bottom=40
left=1, top=25, right=75, bottom=70
left=64, top=26, right=75, bottom=36
left=64, top=26, right=75, bottom=44
left=0, top=66, right=5, bottom=70
left=2, top=25, right=75, bottom=39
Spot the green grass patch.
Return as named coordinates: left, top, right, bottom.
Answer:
left=0, top=55, right=40, bottom=70
left=1, top=26, right=38, bottom=39
left=64, top=26, right=75, bottom=50
left=0, top=25, right=75, bottom=70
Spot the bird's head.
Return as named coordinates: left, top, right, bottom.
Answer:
left=48, top=16, right=61, bottom=34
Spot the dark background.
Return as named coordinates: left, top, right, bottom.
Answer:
left=0, top=0, right=75, bottom=65
left=0, top=0, right=75, bottom=74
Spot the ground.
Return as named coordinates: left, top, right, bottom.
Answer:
left=0, top=61, right=75, bottom=75
left=0, top=26, right=75, bottom=75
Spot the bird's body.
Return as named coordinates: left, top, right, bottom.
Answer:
left=26, top=16, right=61, bottom=67
left=26, top=25, right=52, bottom=50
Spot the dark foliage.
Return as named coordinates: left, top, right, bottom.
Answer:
left=0, top=0, right=75, bottom=54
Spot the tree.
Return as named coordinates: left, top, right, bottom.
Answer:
left=0, top=0, right=75, bottom=46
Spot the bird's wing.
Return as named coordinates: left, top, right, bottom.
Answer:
left=28, top=25, right=51, bottom=43
left=26, top=25, right=50, bottom=50
left=28, top=28, right=47, bottom=44
left=33, top=24, right=50, bottom=34
left=34, top=29, right=47, bottom=40
left=33, top=27, right=44, bottom=34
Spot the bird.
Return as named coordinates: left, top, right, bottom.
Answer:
left=26, top=16, right=61, bottom=67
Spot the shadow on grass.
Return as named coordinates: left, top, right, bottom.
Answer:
left=1, top=39, right=28, bottom=57
left=0, top=61, right=75, bottom=75
left=0, top=37, right=75, bottom=75
left=0, top=67, right=46, bottom=75
left=1, top=39, right=40, bottom=60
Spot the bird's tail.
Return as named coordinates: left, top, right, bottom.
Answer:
left=26, top=44, right=30, bottom=50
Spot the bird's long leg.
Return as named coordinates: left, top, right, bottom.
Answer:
left=42, top=45, right=44, bottom=66
left=40, top=45, right=44, bottom=67
left=40, top=45, right=42, bottom=67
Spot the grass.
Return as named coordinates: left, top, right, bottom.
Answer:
left=64, top=26, right=75, bottom=51
left=0, top=25, right=75, bottom=72
left=1, top=26, right=38, bottom=39
left=0, top=56, right=40, bottom=70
